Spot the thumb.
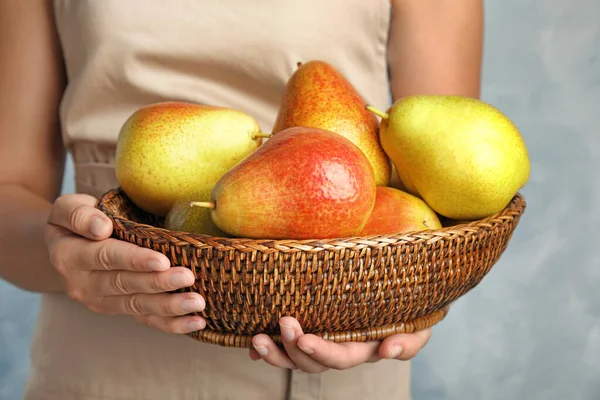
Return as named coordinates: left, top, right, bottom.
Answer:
left=378, top=328, right=432, bottom=361
left=47, top=193, right=113, bottom=240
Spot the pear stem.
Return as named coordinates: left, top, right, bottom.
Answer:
left=189, top=201, right=216, bottom=209
left=252, top=132, right=272, bottom=139
left=365, top=105, right=389, bottom=120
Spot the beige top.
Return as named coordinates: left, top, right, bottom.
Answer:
left=24, top=1, right=410, bottom=399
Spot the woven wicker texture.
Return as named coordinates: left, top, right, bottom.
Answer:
left=97, top=188, right=526, bottom=348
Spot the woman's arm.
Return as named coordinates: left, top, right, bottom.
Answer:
left=0, top=0, right=67, bottom=292
left=0, top=3, right=208, bottom=335
left=388, top=0, right=484, bottom=99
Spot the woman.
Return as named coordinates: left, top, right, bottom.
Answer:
left=0, top=1, right=483, bottom=399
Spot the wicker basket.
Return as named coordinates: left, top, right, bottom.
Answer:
left=97, top=187, right=526, bottom=348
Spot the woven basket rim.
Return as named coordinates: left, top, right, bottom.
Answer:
left=96, top=187, right=527, bottom=346
left=97, top=187, right=527, bottom=252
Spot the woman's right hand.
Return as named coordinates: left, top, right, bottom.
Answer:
left=44, top=193, right=207, bottom=334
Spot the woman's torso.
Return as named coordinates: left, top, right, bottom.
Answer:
left=24, top=1, right=407, bottom=399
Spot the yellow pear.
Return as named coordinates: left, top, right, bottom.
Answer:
left=115, top=101, right=265, bottom=217
left=367, top=95, right=530, bottom=220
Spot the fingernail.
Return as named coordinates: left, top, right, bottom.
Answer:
left=90, top=217, right=107, bottom=237
left=254, top=345, right=268, bottom=356
left=181, top=298, right=203, bottom=313
left=387, top=345, right=403, bottom=359
left=187, top=320, right=205, bottom=331
left=147, top=259, right=167, bottom=271
left=298, top=344, right=314, bottom=354
left=169, top=272, right=192, bottom=288
left=280, top=324, right=295, bottom=342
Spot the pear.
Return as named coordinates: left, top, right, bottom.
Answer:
left=192, top=126, right=377, bottom=240
left=360, top=187, right=441, bottom=236
left=367, top=95, right=530, bottom=220
left=388, top=163, right=417, bottom=194
left=388, top=160, right=419, bottom=196
left=115, top=101, right=266, bottom=217
left=440, top=217, right=476, bottom=228
left=165, top=196, right=229, bottom=237
left=272, top=60, right=391, bottom=186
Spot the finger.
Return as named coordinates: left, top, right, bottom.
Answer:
left=74, top=236, right=171, bottom=272
left=278, top=317, right=329, bottom=373
left=133, top=314, right=207, bottom=334
left=87, top=267, right=194, bottom=296
left=296, top=333, right=380, bottom=370
left=251, top=334, right=297, bottom=370
left=95, top=291, right=205, bottom=316
left=378, top=328, right=432, bottom=361
left=48, top=194, right=113, bottom=240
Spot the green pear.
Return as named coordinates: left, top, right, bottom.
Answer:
left=367, top=95, right=530, bottom=220
left=164, top=195, right=229, bottom=237
left=115, top=101, right=267, bottom=217
left=440, top=217, right=476, bottom=228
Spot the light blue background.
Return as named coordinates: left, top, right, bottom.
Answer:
left=1, top=0, right=598, bottom=398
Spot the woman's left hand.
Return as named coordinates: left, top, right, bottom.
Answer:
left=248, top=316, right=432, bottom=373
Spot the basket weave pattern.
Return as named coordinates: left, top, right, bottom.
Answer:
left=98, top=188, right=526, bottom=348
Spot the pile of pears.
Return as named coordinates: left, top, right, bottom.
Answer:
left=114, top=60, right=530, bottom=240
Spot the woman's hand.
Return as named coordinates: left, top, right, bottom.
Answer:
left=44, top=193, right=207, bottom=334
left=249, top=317, right=432, bottom=373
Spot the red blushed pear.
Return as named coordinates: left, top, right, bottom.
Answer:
left=191, top=126, right=377, bottom=240
left=359, top=187, right=442, bottom=236
left=272, top=60, right=391, bottom=186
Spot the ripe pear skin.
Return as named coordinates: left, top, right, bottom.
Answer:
left=376, top=95, right=530, bottom=220
left=115, top=102, right=263, bottom=217
left=359, top=187, right=442, bottom=236
left=272, top=60, right=391, bottom=186
left=205, top=126, right=377, bottom=240
left=165, top=196, right=229, bottom=237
